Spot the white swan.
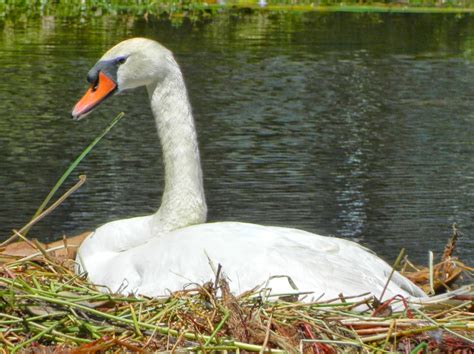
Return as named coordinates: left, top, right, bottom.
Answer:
left=72, top=38, right=427, bottom=303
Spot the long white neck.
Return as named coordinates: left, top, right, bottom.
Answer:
left=147, top=60, right=207, bottom=235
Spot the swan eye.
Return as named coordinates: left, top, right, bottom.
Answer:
left=116, top=56, right=127, bottom=65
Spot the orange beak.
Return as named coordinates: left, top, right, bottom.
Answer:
left=72, top=72, right=117, bottom=120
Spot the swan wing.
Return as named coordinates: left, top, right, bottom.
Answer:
left=80, top=221, right=425, bottom=301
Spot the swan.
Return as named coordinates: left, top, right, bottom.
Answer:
left=72, top=38, right=427, bottom=303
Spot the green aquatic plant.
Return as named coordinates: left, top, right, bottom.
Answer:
left=0, top=0, right=473, bottom=23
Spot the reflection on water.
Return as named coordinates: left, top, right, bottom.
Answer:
left=0, top=13, right=473, bottom=264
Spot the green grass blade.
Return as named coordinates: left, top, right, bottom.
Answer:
left=27, top=112, right=125, bottom=232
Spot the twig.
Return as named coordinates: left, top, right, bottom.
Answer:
left=412, top=307, right=474, bottom=344
left=204, top=306, right=229, bottom=346
left=429, top=251, right=435, bottom=295
left=1, top=175, right=87, bottom=247
left=379, top=248, right=405, bottom=302
left=6, top=244, right=72, bottom=265
left=11, top=320, right=61, bottom=353
left=259, top=311, right=273, bottom=354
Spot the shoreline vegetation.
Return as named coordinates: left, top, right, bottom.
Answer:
left=1, top=0, right=474, bottom=22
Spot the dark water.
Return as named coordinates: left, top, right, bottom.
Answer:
left=0, top=13, right=473, bottom=264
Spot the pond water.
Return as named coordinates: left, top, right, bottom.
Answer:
left=0, top=13, right=473, bottom=264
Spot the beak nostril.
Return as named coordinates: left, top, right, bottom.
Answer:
left=91, top=78, right=100, bottom=92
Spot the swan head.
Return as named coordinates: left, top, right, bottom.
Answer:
left=72, top=38, right=173, bottom=120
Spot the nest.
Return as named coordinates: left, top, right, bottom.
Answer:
left=0, top=226, right=472, bottom=352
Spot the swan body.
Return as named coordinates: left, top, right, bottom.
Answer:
left=78, top=219, right=425, bottom=301
left=73, top=38, right=427, bottom=303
